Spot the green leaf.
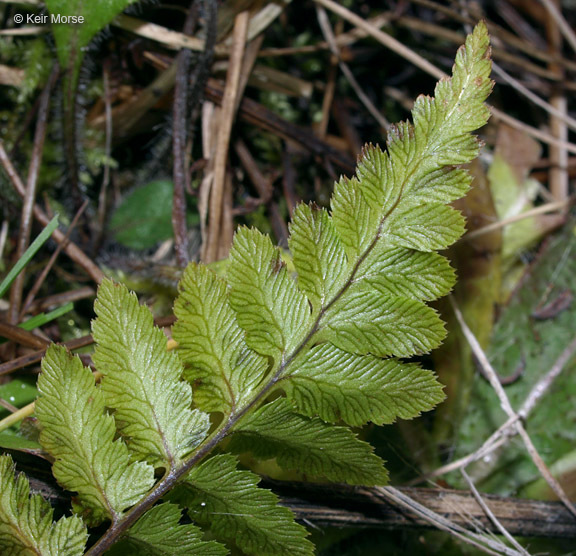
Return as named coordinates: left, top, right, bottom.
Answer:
left=330, top=175, right=377, bottom=262
left=332, top=22, right=491, bottom=260
left=319, top=286, right=445, bottom=358
left=110, top=180, right=181, bottom=250
left=230, top=399, right=388, bottom=485
left=288, top=204, right=347, bottom=314
left=173, top=264, right=268, bottom=414
left=46, top=0, right=137, bottom=77
left=227, top=228, right=313, bottom=363
left=173, top=454, right=313, bottom=556
left=106, top=503, right=227, bottom=556
left=35, top=345, right=155, bottom=525
left=0, top=454, right=86, bottom=556
left=0, top=215, right=58, bottom=299
left=356, top=245, right=456, bottom=302
left=282, top=344, right=445, bottom=426
left=93, top=279, right=209, bottom=469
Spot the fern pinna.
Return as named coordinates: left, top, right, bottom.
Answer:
left=0, top=23, right=492, bottom=555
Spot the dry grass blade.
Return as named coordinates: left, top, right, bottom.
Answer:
left=0, top=144, right=104, bottom=284
left=451, top=297, right=576, bottom=520
left=374, top=486, right=522, bottom=555
left=461, top=469, right=530, bottom=555
left=315, top=5, right=389, bottom=130
left=204, top=11, right=252, bottom=262
left=314, top=0, right=576, bottom=155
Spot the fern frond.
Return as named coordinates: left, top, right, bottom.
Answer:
left=92, top=279, right=209, bottom=468
left=105, top=503, right=227, bottom=556
left=229, top=399, right=389, bottom=485
left=282, top=345, right=445, bottom=426
left=35, top=345, right=155, bottom=525
left=227, top=228, right=313, bottom=364
left=0, top=455, right=86, bottom=556
left=172, top=454, right=314, bottom=556
left=173, top=263, right=268, bottom=414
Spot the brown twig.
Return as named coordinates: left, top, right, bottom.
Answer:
left=0, top=321, right=49, bottom=350
left=314, top=0, right=576, bottom=155
left=203, top=10, right=250, bottom=263
left=8, top=67, right=57, bottom=325
left=172, top=1, right=199, bottom=267
left=20, top=199, right=89, bottom=318
left=0, top=143, right=104, bottom=284
left=451, top=297, right=576, bottom=520
left=545, top=0, right=569, bottom=202
left=267, top=480, right=576, bottom=539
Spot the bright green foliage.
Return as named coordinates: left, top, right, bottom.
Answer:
left=229, top=399, right=389, bottom=485
left=93, top=279, right=209, bottom=469
left=0, top=455, right=86, bottom=556
left=106, top=503, right=227, bottom=556
left=35, top=346, right=155, bottom=525
left=6, top=23, right=491, bottom=555
left=173, top=454, right=313, bottom=556
left=46, top=0, right=137, bottom=79
left=282, top=346, right=445, bottom=426
left=110, top=180, right=177, bottom=250
left=174, top=264, right=268, bottom=414
left=227, top=228, right=313, bottom=363
left=288, top=204, right=347, bottom=316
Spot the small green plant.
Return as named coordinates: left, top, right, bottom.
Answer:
left=0, top=22, right=492, bottom=555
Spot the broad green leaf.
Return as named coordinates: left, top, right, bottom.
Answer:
left=356, top=245, right=456, bottom=302
left=0, top=454, right=86, bottom=556
left=229, top=399, right=388, bottom=485
left=106, top=503, right=227, bottom=556
left=46, top=0, right=137, bottom=76
left=288, top=204, right=347, bottom=314
left=382, top=202, right=465, bottom=252
left=36, top=345, right=155, bottom=525
left=282, top=345, right=445, bottom=426
left=319, top=286, right=445, bottom=358
left=110, top=180, right=185, bottom=250
left=227, top=228, right=313, bottom=363
left=330, top=175, right=376, bottom=262
left=93, top=279, right=209, bottom=469
left=331, top=22, right=491, bottom=263
left=173, top=264, right=268, bottom=413
left=173, top=454, right=313, bottom=556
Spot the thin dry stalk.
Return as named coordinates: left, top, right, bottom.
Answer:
left=314, top=0, right=576, bottom=155
left=374, top=486, right=522, bottom=555
left=519, top=334, right=576, bottom=419
left=172, top=1, right=199, bottom=266
left=538, top=0, right=576, bottom=53
left=203, top=10, right=250, bottom=263
left=20, top=199, right=89, bottom=318
left=462, top=199, right=571, bottom=241
left=0, top=143, right=104, bottom=284
left=545, top=0, right=569, bottom=202
left=8, top=68, right=57, bottom=325
left=316, top=5, right=389, bottom=130
left=461, top=469, right=530, bottom=555
left=451, top=297, right=576, bottom=519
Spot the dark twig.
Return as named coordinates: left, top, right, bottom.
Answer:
left=172, top=1, right=199, bottom=267
left=0, top=144, right=104, bottom=284
left=8, top=67, right=58, bottom=325
left=20, top=199, right=89, bottom=318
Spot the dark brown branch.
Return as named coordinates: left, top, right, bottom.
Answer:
left=204, top=80, right=356, bottom=175
left=172, top=1, right=199, bottom=267
left=0, top=144, right=105, bottom=284
left=266, top=481, right=576, bottom=539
